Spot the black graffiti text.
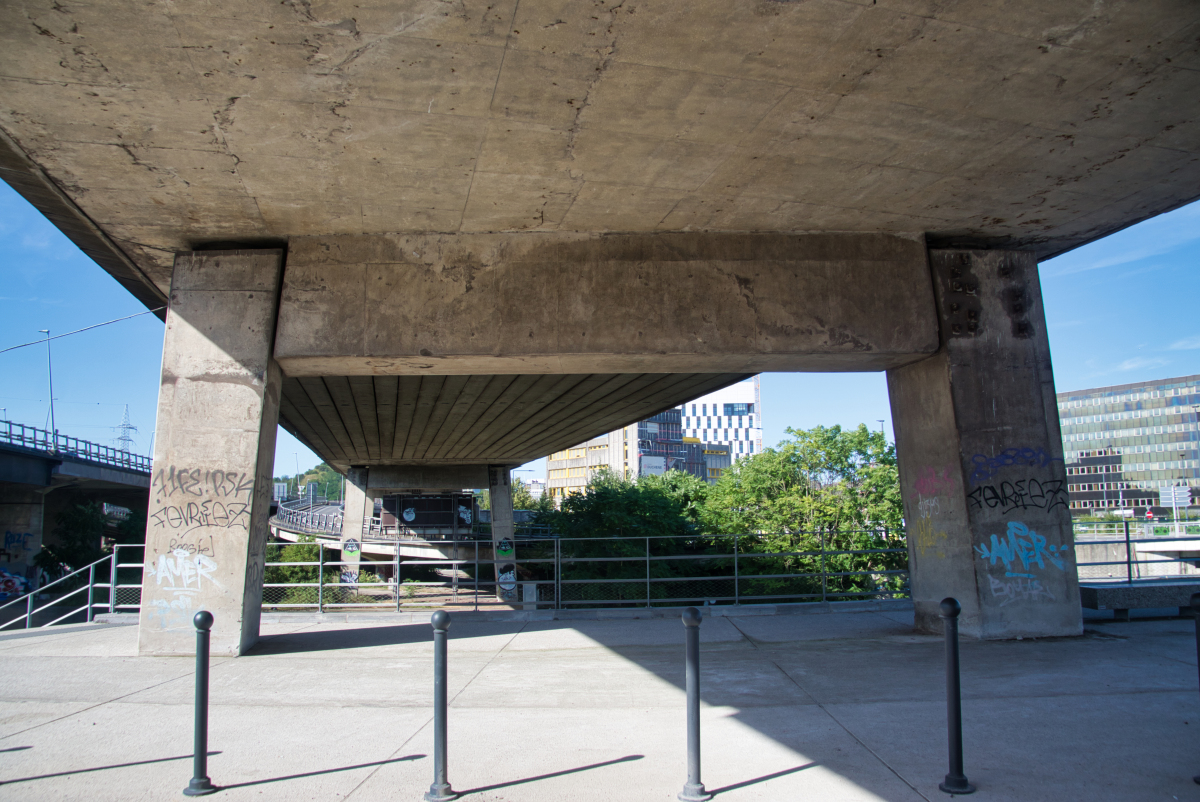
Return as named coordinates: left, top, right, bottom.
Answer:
left=150, top=499, right=251, bottom=531
left=966, top=478, right=1068, bottom=514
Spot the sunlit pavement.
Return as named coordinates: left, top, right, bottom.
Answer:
left=0, top=608, right=1197, bottom=801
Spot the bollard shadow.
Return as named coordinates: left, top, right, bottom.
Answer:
left=0, top=751, right=221, bottom=785
left=215, top=754, right=424, bottom=790
left=248, top=622, right=524, bottom=655
left=707, top=762, right=816, bottom=795
left=454, top=754, right=643, bottom=796
left=0, top=746, right=32, bottom=754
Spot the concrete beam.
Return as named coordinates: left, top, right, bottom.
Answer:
left=888, top=249, right=1080, bottom=639
left=138, top=250, right=284, bottom=657
left=367, top=464, right=491, bottom=491
left=275, top=233, right=938, bottom=376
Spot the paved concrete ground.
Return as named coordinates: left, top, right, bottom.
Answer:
left=0, top=609, right=1197, bottom=801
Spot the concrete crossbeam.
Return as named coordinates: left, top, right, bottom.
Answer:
left=275, top=232, right=938, bottom=376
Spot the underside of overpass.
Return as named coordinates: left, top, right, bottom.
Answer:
left=2, top=0, right=1199, bottom=654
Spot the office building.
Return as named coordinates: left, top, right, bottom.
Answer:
left=546, top=378, right=759, bottom=500
left=1058, top=374, right=1200, bottom=514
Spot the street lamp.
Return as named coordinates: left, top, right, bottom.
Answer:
left=38, top=330, right=56, bottom=445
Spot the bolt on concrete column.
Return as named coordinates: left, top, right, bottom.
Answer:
left=339, top=467, right=370, bottom=584
left=138, top=250, right=284, bottom=656
left=887, top=249, right=1080, bottom=639
left=488, top=465, right=517, bottom=603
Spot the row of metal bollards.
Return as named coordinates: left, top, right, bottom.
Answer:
left=181, top=599, right=977, bottom=797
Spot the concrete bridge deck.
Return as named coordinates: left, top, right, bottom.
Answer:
left=1, top=610, right=1196, bottom=800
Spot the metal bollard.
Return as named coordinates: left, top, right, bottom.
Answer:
left=426, top=610, right=458, bottom=802
left=678, top=607, right=711, bottom=802
left=1191, top=593, right=1200, bottom=785
left=183, top=611, right=216, bottom=797
left=938, top=598, right=975, bottom=795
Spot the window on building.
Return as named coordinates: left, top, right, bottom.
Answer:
left=724, top=403, right=753, bottom=416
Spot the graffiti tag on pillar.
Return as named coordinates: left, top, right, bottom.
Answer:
left=497, top=563, right=517, bottom=599
left=968, top=447, right=1061, bottom=486
left=343, top=539, right=361, bottom=555
left=3, top=531, right=34, bottom=555
left=913, top=465, right=956, bottom=496
left=975, top=521, right=1067, bottom=577
left=144, top=549, right=222, bottom=629
left=497, top=538, right=514, bottom=559
left=152, top=466, right=254, bottom=499
left=966, top=478, right=1067, bottom=514
left=988, top=575, right=1056, bottom=606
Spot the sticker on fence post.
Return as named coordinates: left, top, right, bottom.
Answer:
left=496, top=537, right=517, bottom=601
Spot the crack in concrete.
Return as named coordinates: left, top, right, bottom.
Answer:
left=563, top=0, right=629, bottom=162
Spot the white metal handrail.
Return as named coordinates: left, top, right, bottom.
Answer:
left=0, top=544, right=145, bottom=631
left=0, top=420, right=151, bottom=472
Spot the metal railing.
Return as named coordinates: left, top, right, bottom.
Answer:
left=0, top=544, right=145, bottom=630
left=0, top=420, right=151, bottom=472
left=1074, top=520, right=1200, bottom=583
left=275, top=497, right=341, bottom=535
left=260, top=531, right=910, bottom=612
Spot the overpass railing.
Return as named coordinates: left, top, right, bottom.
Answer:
left=0, top=544, right=145, bottom=630
left=275, top=497, right=341, bottom=535
left=1073, top=520, right=1200, bottom=583
left=0, top=420, right=151, bottom=473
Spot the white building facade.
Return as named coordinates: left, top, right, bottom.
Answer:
left=679, top=376, right=763, bottom=458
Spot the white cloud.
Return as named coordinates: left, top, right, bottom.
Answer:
left=1169, top=336, right=1200, bottom=350
left=1116, top=357, right=1169, bottom=371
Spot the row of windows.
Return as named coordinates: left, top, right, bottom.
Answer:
left=1058, top=386, right=1199, bottom=412
left=549, top=466, right=598, bottom=480
left=685, top=403, right=755, bottom=416
left=1068, top=460, right=1200, bottom=475
left=1061, top=407, right=1192, bottom=426
left=683, top=416, right=755, bottom=429
left=1063, top=423, right=1196, bottom=439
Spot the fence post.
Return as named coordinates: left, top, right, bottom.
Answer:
left=1124, top=520, right=1133, bottom=584
left=820, top=530, right=828, bottom=603
left=109, top=548, right=118, bottom=614
left=474, top=543, right=479, bottom=612
left=183, top=611, right=216, bottom=796
left=938, top=598, right=974, bottom=795
left=426, top=610, right=457, bottom=801
left=733, top=535, right=740, bottom=606
left=395, top=547, right=401, bottom=612
left=646, top=536, right=652, bottom=608
left=678, top=607, right=711, bottom=801
left=1191, top=594, right=1200, bottom=784
left=317, top=543, right=324, bottom=614
left=26, top=590, right=33, bottom=630
left=555, top=538, right=561, bottom=611
left=86, top=563, right=95, bottom=623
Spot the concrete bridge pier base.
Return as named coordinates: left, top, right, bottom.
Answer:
left=888, top=249, right=1081, bottom=639
left=137, top=250, right=284, bottom=657
left=0, top=487, right=43, bottom=582
left=339, top=467, right=370, bottom=583
left=488, top=466, right=517, bottom=603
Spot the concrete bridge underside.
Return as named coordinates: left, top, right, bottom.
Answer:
left=2, top=1, right=1199, bottom=654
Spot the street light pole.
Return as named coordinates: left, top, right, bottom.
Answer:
left=38, top=330, right=56, bottom=440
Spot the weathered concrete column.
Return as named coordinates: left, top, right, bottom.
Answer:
left=888, top=249, right=1080, bottom=639
left=138, top=250, right=284, bottom=656
left=488, top=465, right=517, bottom=602
left=0, top=486, right=43, bottom=584
left=339, top=467, right=370, bottom=583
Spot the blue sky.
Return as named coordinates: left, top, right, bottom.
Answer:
left=2, top=179, right=1198, bottom=481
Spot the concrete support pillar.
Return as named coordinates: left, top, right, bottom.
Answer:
left=488, top=465, right=517, bottom=602
left=339, top=467, right=370, bottom=583
left=0, top=486, right=43, bottom=585
left=887, top=249, right=1080, bottom=639
left=138, top=250, right=284, bottom=656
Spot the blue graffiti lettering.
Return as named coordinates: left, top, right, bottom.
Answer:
left=969, top=447, right=1062, bottom=486
left=975, top=521, right=1066, bottom=573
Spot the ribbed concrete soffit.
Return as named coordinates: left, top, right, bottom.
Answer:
left=1, top=1, right=1199, bottom=309
left=278, top=373, right=749, bottom=468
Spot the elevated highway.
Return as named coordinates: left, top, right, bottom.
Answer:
left=3, top=0, right=1199, bottom=652
left=0, top=421, right=150, bottom=580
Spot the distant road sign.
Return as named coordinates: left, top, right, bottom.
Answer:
left=1159, top=486, right=1191, bottom=506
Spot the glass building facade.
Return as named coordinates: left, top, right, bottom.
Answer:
left=1058, top=374, right=1200, bottom=514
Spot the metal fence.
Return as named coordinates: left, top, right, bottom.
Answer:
left=1073, top=520, right=1200, bottom=583
left=260, top=531, right=909, bottom=612
left=0, top=420, right=151, bottom=472
left=0, top=544, right=145, bottom=630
